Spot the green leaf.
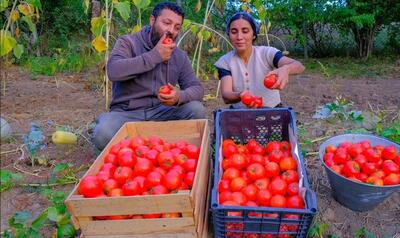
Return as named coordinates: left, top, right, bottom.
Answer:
left=201, top=30, right=211, bottom=41
left=114, top=1, right=130, bottom=22
left=132, top=0, right=150, bottom=10
left=214, top=0, right=225, bottom=12
left=0, top=30, right=16, bottom=56
left=57, top=223, right=76, bottom=238
left=52, top=163, right=73, bottom=175
left=47, top=206, right=60, bottom=222
left=355, top=227, right=377, bottom=238
left=26, top=0, right=41, bottom=11
left=190, top=25, right=199, bottom=34
left=13, top=44, right=24, bottom=59
left=12, top=211, right=32, bottom=225
left=0, top=0, right=8, bottom=12
left=91, top=17, right=106, bottom=36
left=31, top=210, right=48, bottom=231
left=83, top=0, right=89, bottom=14
left=21, top=16, right=37, bottom=33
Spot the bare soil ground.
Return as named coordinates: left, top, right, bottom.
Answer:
left=1, top=66, right=399, bottom=237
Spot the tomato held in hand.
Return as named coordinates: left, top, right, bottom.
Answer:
left=264, top=74, right=277, bottom=89
left=159, top=85, right=174, bottom=95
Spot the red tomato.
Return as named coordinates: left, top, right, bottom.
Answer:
left=118, top=151, right=136, bottom=168
left=360, top=140, right=371, bottom=150
left=361, top=162, right=377, bottom=175
left=223, top=168, right=240, bottom=180
left=150, top=184, right=168, bottom=195
left=366, top=176, right=384, bottom=186
left=333, top=148, right=348, bottom=164
left=79, top=176, right=103, bottom=198
left=135, top=145, right=150, bottom=157
left=287, top=182, right=299, bottom=196
left=331, top=164, right=342, bottom=174
left=279, top=157, right=297, bottom=171
left=241, top=93, right=254, bottom=106
left=339, top=141, right=352, bottom=149
left=348, top=143, right=363, bottom=158
left=148, top=136, right=164, bottom=147
left=164, top=171, right=182, bottom=191
left=109, top=143, right=122, bottom=155
left=145, top=149, right=159, bottom=165
left=241, top=184, right=259, bottom=201
left=280, top=141, right=291, bottom=152
left=175, top=140, right=188, bottom=150
left=286, top=195, right=305, bottom=208
left=325, top=145, right=337, bottom=154
left=222, top=200, right=242, bottom=217
left=253, top=97, right=263, bottom=108
left=146, top=171, right=164, bottom=188
left=130, top=136, right=147, bottom=149
left=169, top=164, right=185, bottom=175
left=269, top=177, right=288, bottom=195
left=104, top=153, right=118, bottom=165
left=183, top=159, right=198, bottom=172
left=184, top=171, right=195, bottom=187
left=363, top=148, right=380, bottom=163
left=134, top=158, right=154, bottom=176
left=382, top=160, right=399, bottom=174
left=159, top=85, right=173, bottom=94
left=153, top=167, right=167, bottom=177
left=252, top=145, right=265, bottom=155
left=221, top=159, right=232, bottom=170
left=230, top=192, right=248, bottom=205
left=230, top=177, right=247, bottom=192
left=265, top=162, right=280, bottom=178
left=174, top=153, right=188, bottom=165
left=270, top=194, right=286, bottom=208
left=219, top=179, right=231, bottom=192
left=219, top=191, right=232, bottom=204
left=114, top=166, right=134, bottom=185
left=247, top=139, right=259, bottom=152
left=265, top=141, right=281, bottom=154
left=230, top=154, right=247, bottom=170
left=162, top=37, right=173, bottom=45
left=263, top=74, right=277, bottom=89
left=354, top=154, right=367, bottom=166
left=108, top=188, right=124, bottom=197
left=324, top=153, right=335, bottom=167
left=257, top=189, right=272, bottom=206
left=249, top=154, right=265, bottom=165
left=143, top=213, right=162, bottom=219
left=254, top=178, right=270, bottom=190
left=185, top=144, right=200, bottom=159
left=356, top=173, right=368, bottom=183
left=102, top=179, right=119, bottom=195
left=246, top=163, right=266, bottom=181
left=96, top=170, right=111, bottom=183
left=131, top=176, right=147, bottom=193
left=342, top=160, right=361, bottom=177
left=281, top=170, right=299, bottom=184
left=223, top=143, right=238, bottom=159
left=383, top=173, right=400, bottom=185
left=268, top=150, right=284, bottom=163
left=157, top=151, right=175, bottom=170
left=162, top=213, right=181, bottom=218
left=122, top=180, right=141, bottom=196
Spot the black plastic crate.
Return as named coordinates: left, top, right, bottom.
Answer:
left=211, top=108, right=317, bottom=238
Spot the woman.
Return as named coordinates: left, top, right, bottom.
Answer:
left=214, top=12, right=305, bottom=108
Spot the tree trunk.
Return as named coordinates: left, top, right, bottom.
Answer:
left=90, top=0, right=101, bottom=41
left=352, top=26, right=376, bottom=59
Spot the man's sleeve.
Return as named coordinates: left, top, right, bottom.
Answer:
left=177, top=53, right=205, bottom=104
left=107, top=36, right=163, bottom=82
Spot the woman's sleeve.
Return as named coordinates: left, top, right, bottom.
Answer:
left=263, top=46, right=283, bottom=68
left=214, top=55, right=232, bottom=80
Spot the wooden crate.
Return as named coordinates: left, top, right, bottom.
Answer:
left=65, top=119, right=211, bottom=238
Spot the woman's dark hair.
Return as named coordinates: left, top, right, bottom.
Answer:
left=226, top=12, right=259, bottom=41
left=152, top=2, right=185, bottom=19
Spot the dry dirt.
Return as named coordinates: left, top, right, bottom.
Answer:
left=1, top=66, right=399, bottom=237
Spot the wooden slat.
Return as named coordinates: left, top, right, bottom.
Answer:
left=80, top=218, right=195, bottom=236
left=85, top=233, right=195, bottom=238
left=66, top=193, right=192, bottom=216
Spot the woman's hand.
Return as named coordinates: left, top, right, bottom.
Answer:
left=266, top=65, right=290, bottom=90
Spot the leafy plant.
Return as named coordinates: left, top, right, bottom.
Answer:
left=0, top=169, right=23, bottom=192
left=355, top=227, right=377, bottom=238
left=307, top=223, right=329, bottom=238
left=314, top=96, right=364, bottom=123
left=4, top=210, right=48, bottom=238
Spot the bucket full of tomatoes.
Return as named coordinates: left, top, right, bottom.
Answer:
left=319, top=134, right=400, bottom=212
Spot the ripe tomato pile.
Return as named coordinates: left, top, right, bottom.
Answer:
left=78, top=136, right=200, bottom=219
left=323, top=141, right=400, bottom=186
left=241, top=92, right=263, bottom=108
left=218, top=139, right=305, bottom=210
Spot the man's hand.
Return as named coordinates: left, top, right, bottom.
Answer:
left=155, top=34, right=176, bottom=62
left=158, top=84, right=180, bottom=106
left=267, top=65, right=290, bottom=90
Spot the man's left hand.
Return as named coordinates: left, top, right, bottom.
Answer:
left=158, top=85, right=180, bottom=106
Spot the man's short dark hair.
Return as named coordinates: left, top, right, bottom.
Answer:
left=152, top=2, right=185, bottom=19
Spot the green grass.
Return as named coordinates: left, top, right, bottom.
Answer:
left=23, top=51, right=101, bottom=76
left=302, top=56, right=399, bottom=79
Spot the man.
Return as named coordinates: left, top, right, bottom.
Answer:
left=93, top=2, right=206, bottom=150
